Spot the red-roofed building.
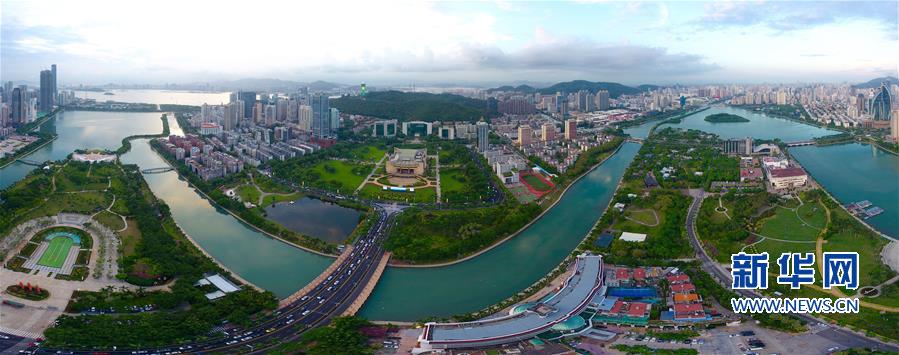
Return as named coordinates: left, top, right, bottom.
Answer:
left=627, top=302, right=649, bottom=318
left=633, top=268, right=646, bottom=280
left=600, top=300, right=651, bottom=324
left=615, top=268, right=630, bottom=280
left=666, top=274, right=690, bottom=284
left=767, top=167, right=808, bottom=189
left=671, top=283, right=696, bottom=293
left=673, top=303, right=708, bottom=321
left=740, top=168, right=762, bottom=182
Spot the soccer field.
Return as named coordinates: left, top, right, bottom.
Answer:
left=37, top=236, right=75, bottom=268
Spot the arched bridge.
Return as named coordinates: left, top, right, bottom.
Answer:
left=141, top=167, right=175, bottom=174
left=785, top=141, right=816, bottom=147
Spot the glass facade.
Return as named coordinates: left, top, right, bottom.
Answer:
left=870, top=83, right=892, bottom=121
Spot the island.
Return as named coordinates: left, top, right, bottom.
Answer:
left=704, top=113, right=750, bottom=122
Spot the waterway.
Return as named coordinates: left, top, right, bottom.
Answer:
left=357, top=143, right=642, bottom=321
left=790, top=143, right=898, bottom=239
left=656, top=105, right=839, bottom=141
left=73, top=89, right=230, bottom=106
left=264, top=197, right=362, bottom=244
left=0, top=110, right=164, bottom=189
left=120, top=139, right=332, bottom=297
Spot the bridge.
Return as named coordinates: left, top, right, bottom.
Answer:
left=33, top=203, right=404, bottom=354
left=626, top=137, right=644, bottom=144
left=15, top=158, right=45, bottom=167
left=785, top=140, right=816, bottom=147
left=140, top=167, right=175, bottom=174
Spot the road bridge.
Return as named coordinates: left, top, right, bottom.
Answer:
left=785, top=140, right=816, bottom=147
left=15, top=159, right=44, bottom=166
left=32, top=203, right=405, bottom=354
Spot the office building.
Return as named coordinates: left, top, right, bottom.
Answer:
left=477, top=121, right=489, bottom=152
left=402, top=121, right=432, bottom=136
left=223, top=102, right=239, bottom=131
left=438, top=126, right=455, bottom=140
left=10, top=87, right=24, bottom=125
left=311, top=94, right=330, bottom=138
left=870, top=82, right=892, bottom=121
left=564, top=119, right=577, bottom=140
left=238, top=91, right=256, bottom=118
left=40, top=69, right=54, bottom=112
left=723, top=137, right=753, bottom=155
left=298, top=105, right=313, bottom=131
left=372, top=119, right=398, bottom=138
left=891, top=110, right=899, bottom=142
left=330, top=107, right=340, bottom=132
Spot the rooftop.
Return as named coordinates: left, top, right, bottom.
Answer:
left=768, top=167, right=807, bottom=178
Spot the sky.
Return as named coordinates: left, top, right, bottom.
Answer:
left=2, top=0, right=897, bottom=87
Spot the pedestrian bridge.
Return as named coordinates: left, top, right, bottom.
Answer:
left=785, top=141, right=816, bottom=147
left=16, top=158, right=45, bottom=166
left=141, top=167, right=175, bottom=174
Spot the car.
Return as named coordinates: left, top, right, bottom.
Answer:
left=302, top=310, right=311, bottom=316
left=319, top=299, right=325, bottom=304
left=0, top=334, right=9, bottom=339
left=226, top=340, right=238, bottom=345
left=301, top=296, right=309, bottom=301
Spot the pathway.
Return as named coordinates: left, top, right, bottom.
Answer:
left=433, top=154, right=441, bottom=202
left=248, top=173, right=299, bottom=206
left=355, top=154, right=387, bottom=194
left=623, top=208, right=659, bottom=227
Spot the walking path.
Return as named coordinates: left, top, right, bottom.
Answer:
left=355, top=154, right=387, bottom=194
left=623, top=208, right=659, bottom=227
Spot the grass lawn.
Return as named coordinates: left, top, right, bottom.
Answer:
left=522, top=174, right=552, bottom=192
left=359, top=183, right=436, bottom=203
left=23, top=191, right=112, bottom=220
left=824, top=229, right=894, bottom=287
left=745, top=238, right=816, bottom=261
left=351, top=145, right=387, bottom=163
left=626, top=209, right=659, bottom=226
left=757, top=206, right=821, bottom=241
left=439, top=168, right=467, bottom=194
left=261, top=192, right=303, bottom=207
left=796, top=201, right=826, bottom=229
left=94, top=210, right=125, bottom=230
left=119, top=218, right=142, bottom=258
left=236, top=184, right=260, bottom=204
left=311, top=160, right=370, bottom=193
left=38, top=236, right=74, bottom=268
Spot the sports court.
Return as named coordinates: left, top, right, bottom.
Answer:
left=23, top=231, right=83, bottom=275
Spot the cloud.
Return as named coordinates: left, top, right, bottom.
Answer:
left=697, top=1, right=897, bottom=36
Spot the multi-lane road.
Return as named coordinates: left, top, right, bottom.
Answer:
left=23, top=203, right=401, bottom=354
left=684, top=190, right=899, bottom=353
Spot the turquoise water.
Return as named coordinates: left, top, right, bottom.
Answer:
left=358, top=143, right=641, bottom=321
left=790, top=143, right=898, bottom=239
left=120, top=139, right=331, bottom=297
left=658, top=106, right=840, bottom=142
left=0, top=110, right=163, bottom=189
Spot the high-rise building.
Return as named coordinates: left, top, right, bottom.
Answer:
left=517, top=125, right=532, bottom=146
left=311, top=94, right=330, bottom=138
left=51, top=64, right=57, bottom=107
left=330, top=108, right=340, bottom=132
left=223, top=102, right=239, bottom=131
left=238, top=91, right=256, bottom=118
left=476, top=121, right=489, bottom=152
left=541, top=122, right=555, bottom=141
left=1, top=103, right=8, bottom=128
left=891, top=110, right=899, bottom=142
left=723, top=137, right=753, bottom=155
left=40, top=69, right=54, bottom=112
left=596, top=90, right=610, bottom=110
left=564, top=119, right=577, bottom=140
left=10, top=87, right=24, bottom=125
left=856, top=93, right=866, bottom=114
left=870, top=82, right=892, bottom=121
left=298, top=105, right=313, bottom=131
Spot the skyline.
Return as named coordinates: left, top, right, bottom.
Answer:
left=1, top=0, right=898, bottom=86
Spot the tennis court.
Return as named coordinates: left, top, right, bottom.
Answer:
left=37, top=234, right=76, bottom=268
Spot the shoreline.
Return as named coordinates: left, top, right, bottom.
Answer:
left=142, top=139, right=338, bottom=259
left=390, top=140, right=625, bottom=268
left=0, top=135, right=58, bottom=169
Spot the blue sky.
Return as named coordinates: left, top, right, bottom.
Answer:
left=2, top=0, right=896, bottom=86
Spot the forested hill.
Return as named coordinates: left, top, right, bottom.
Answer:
left=331, top=91, right=494, bottom=122
left=487, top=80, right=644, bottom=98
left=537, top=80, right=641, bottom=97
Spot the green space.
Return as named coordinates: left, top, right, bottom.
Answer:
left=118, top=218, right=142, bottom=258
left=612, top=344, right=697, bottom=355
left=94, top=210, right=125, bottom=230
left=37, top=235, right=76, bottom=268
left=626, top=209, right=659, bottom=226
left=271, top=316, right=373, bottom=355
left=774, top=283, right=899, bottom=342
left=522, top=174, right=552, bottom=191
left=7, top=284, right=50, bottom=301
left=703, top=113, right=749, bottom=123
left=756, top=205, right=822, bottom=242
left=359, top=183, right=436, bottom=203
left=435, top=142, right=492, bottom=203
left=236, top=184, right=261, bottom=205
left=385, top=202, right=541, bottom=263
left=631, top=128, right=740, bottom=189
left=352, top=145, right=387, bottom=163
left=695, top=191, right=772, bottom=263
left=310, top=160, right=371, bottom=193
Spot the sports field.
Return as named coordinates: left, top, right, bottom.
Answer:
left=37, top=236, right=75, bottom=268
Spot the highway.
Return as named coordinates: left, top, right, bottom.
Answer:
left=684, top=189, right=899, bottom=353
left=28, top=203, right=402, bottom=354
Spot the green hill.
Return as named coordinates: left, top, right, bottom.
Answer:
left=537, top=80, right=640, bottom=98
left=331, top=91, right=493, bottom=122
left=487, top=84, right=537, bottom=93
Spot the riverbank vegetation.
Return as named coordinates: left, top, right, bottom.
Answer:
left=116, top=113, right=170, bottom=155
left=703, top=113, right=749, bottom=123
left=385, top=202, right=541, bottom=263
left=150, top=139, right=341, bottom=254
